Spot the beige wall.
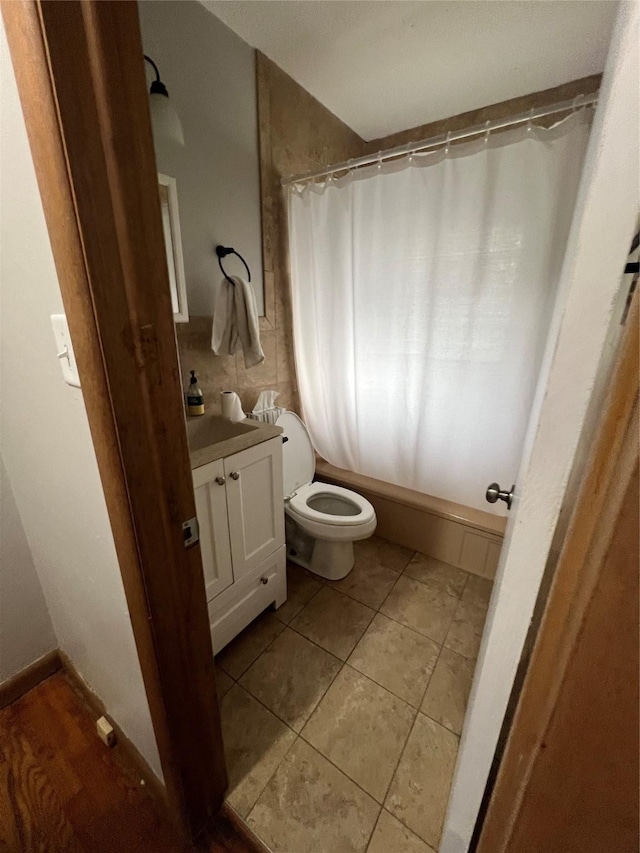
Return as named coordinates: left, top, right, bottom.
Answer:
left=177, top=62, right=599, bottom=422
left=366, top=74, right=601, bottom=151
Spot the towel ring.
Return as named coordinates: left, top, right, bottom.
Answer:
left=216, top=245, right=251, bottom=285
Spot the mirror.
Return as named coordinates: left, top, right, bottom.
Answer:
left=158, top=174, right=188, bottom=322
left=139, top=1, right=264, bottom=319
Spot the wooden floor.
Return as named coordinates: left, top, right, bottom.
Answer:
left=0, top=673, right=260, bottom=853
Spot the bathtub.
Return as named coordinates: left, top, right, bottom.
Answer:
left=315, top=459, right=505, bottom=580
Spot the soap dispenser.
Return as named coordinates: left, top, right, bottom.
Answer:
left=186, top=370, right=205, bottom=416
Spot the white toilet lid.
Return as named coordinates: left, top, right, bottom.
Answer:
left=276, top=412, right=316, bottom=497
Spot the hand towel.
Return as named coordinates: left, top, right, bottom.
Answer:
left=211, top=275, right=265, bottom=368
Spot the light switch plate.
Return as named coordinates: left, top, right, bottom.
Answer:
left=50, top=313, right=81, bottom=387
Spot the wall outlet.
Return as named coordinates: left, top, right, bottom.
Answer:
left=96, top=715, right=116, bottom=747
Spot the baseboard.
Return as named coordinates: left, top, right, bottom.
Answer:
left=0, top=649, right=62, bottom=710
left=57, top=650, right=166, bottom=809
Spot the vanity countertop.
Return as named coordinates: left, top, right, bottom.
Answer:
left=187, top=413, right=282, bottom=469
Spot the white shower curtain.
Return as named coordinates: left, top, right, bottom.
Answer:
left=288, top=112, right=591, bottom=514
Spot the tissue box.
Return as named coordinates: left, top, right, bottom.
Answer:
left=246, top=407, right=285, bottom=425
left=248, top=390, right=285, bottom=424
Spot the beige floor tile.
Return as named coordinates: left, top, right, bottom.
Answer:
left=354, top=535, right=414, bottom=573
left=302, top=666, right=415, bottom=802
left=247, top=738, right=380, bottom=853
left=291, top=586, right=375, bottom=660
left=385, top=713, right=459, bottom=848
left=380, top=576, right=458, bottom=644
left=444, top=599, right=488, bottom=659
left=421, top=647, right=475, bottom=735
left=274, top=562, right=322, bottom=624
left=214, top=667, right=234, bottom=701
left=348, top=613, right=439, bottom=708
left=221, top=684, right=297, bottom=818
left=368, top=810, right=436, bottom=853
left=462, top=574, right=493, bottom=609
left=325, top=559, right=400, bottom=609
left=404, top=554, right=469, bottom=599
left=239, top=627, right=342, bottom=731
left=216, top=611, right=286, bottom=679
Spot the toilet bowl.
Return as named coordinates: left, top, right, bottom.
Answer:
left=276, top=412, right=376, bottom=580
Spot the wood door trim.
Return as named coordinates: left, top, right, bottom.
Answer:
left=1, top=0, right=226, bottom=838
left=477, top=295, right=639, bottom=851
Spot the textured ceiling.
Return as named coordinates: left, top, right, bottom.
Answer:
left=202, top=0, right=616, bottom=140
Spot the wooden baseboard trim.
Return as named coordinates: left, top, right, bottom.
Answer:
left=57, top=651, right=167, bottom=810
left=0, top=650, right=62, bottom=710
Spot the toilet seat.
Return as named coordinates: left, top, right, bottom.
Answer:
left=287, top=481, right=375, bottom=527
left=276, top=411, right=377, bottom=562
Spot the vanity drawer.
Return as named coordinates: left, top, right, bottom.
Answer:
left=208, top=545, right=286, bottom=655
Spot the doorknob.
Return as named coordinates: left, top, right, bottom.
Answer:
left=486, top=482, right=515, bottom=510
left=230, top=471, right=240, bottom=480
left=215, top=476, right=225, bottom=486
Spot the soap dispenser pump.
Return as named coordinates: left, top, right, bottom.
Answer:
left=186, top=370, right=205, bottom=416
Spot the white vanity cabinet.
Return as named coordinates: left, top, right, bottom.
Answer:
left=192, top=457, right=234, bottom=601
left=192, top=436, right=286, bottom=655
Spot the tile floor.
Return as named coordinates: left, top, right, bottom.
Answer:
left=215, top=536, right=493, bottom=853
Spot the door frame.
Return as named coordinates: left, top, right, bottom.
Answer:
left=3, top=0, right=637, bottom=848
left=440, top=3, right=639, bottom=850
left=1, top=0, right=226, bottom=840
left=476, top=291, right=638, bottom=851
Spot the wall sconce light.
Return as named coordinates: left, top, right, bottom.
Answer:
left=144, top=55, right=184, bottom=147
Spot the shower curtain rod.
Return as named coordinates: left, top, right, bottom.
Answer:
left=281, top=92, right=598, bottom=186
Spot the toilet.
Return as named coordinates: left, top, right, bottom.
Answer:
left=276, top=412, right=376, bottom=580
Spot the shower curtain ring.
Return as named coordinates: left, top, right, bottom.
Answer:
left=484, top=120, right=491, bottom=145
left=526, top=108, right=534, bottom=133
left=572, top=94, right=583, bottom=113
left=444, top=131, right=451, bottom=155
left=377, top=151, right=383, bottom=171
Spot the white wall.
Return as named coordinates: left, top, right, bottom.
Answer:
left=139, top=0, right=264, bottom=317
left=205, top=0, right=616, bottom=140
left=0, top=23, right=161, bottom=778
left=0, top=454, right=56, bottom=681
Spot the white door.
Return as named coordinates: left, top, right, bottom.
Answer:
left=441, top=6, right=639, bottom=851
left=224, top=438, right=285, bottom=580
left=192, top=458, right=234, bottom=601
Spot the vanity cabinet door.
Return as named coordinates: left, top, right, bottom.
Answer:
left=223, top=438, right=285, bottom=580
left=192, top=458, right=234, bottom=601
